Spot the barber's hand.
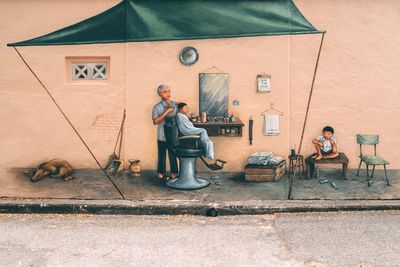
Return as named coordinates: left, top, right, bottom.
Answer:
left=166, top=107, right=175, bottom=114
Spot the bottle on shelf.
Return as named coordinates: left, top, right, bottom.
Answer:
left=201, top=111, right=207, bottom=123
left=229, top=113, right=235, bottom=122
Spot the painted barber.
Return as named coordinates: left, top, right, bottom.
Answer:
left=152, top=84, right=179, bottom=181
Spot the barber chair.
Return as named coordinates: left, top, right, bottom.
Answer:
left=164, top=123, right=210, bottom=190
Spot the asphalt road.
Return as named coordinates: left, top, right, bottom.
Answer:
left=0, top=211, right=399, bottom=266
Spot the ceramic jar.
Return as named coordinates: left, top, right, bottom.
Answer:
left=128, top=159, right=141, bottom=176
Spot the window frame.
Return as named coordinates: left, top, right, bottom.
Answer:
left=66, top=57, right=110, bottom=84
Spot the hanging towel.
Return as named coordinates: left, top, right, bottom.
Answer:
left=263, top=114, right=280, bottom=136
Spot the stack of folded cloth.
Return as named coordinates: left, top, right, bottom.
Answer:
left=247, top=152, right=283, bottom=166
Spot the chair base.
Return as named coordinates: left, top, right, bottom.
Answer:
left=358, top=162, right=390, bottom=187
left=166, top=157, right=210, bottom=190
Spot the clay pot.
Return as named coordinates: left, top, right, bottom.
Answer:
left=128, top=159, right=141, bottom=176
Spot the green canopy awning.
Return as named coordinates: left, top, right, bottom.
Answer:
left=8, top=0, right=322, bottom=47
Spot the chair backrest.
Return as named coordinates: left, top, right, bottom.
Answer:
left=357, top=134, right=379, bottom=156
left=356, top=134, right=379, bottom=145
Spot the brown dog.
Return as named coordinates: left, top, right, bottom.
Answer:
left=27, top=158, right=75, bottom=182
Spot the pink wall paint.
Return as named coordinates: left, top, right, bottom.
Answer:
left=289, top=0, right=400, bottom=170
left=125, top=36, right=290, bottom=172
left=1, top=0, right=399, bottom=172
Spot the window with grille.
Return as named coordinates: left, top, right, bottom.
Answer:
left=66, top=57, right=110, bottom=83
left=72, top=63, right=107, bottom=80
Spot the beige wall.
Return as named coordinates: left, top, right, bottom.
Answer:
left=0, top=0, right=125, bottom=169
left=125, top=36, right=290, bottom=172
left=1, top=0, right=399, bottom=172
left=290, top=0, right=400, bottom=170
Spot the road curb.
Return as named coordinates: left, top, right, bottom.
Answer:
left=1, top=198, right=400, bottom=216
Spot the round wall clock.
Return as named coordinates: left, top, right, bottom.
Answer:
left=179, top=47, right=199, bottom=66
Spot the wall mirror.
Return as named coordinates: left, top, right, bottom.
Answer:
left=199, top=73, right=229, bottom=117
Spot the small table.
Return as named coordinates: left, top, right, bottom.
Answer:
left=305, top=152, right=349, bottom=179
left=288, top=154, right=304, bottom=178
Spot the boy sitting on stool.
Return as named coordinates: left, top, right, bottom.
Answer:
left=312, top=126, right=338, bottom=160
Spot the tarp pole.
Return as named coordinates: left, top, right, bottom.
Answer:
left=288, top=32, right=326, bottom=199
left=12, top=47, right=125, bottom=200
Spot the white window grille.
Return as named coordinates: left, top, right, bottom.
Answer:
left=72, top=63, right=107, bottom=80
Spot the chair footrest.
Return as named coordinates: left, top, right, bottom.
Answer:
left=207, top=164, right=223, bottom=171
left=199, top=157, right=227, bottom=171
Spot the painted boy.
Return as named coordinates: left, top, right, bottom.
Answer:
left=176, top=102, right=214, bottom=160
left=312, top=126, right=338, bottom=160
left=152, top=84, right=178, bottom=180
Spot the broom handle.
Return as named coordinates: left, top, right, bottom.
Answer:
left=117, top=110, right=126, bottom=158
left=113, top=128, right=122, bottom=155
left=113, top=109, right=126, bottom=154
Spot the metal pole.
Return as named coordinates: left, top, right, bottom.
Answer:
left=288, top=32, right=326, bottom=199
left=13, top=47, right=125, bottom=200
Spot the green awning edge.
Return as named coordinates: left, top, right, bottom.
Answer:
left=7, top=31, right=325, bottom=47
left=7, top=0, right=324, bottom=47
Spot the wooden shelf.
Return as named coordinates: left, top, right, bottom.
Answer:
left=193, top=117, right=244, bottom=137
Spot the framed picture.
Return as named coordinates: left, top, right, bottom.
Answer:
left=257, top=74, right=271, bottom=93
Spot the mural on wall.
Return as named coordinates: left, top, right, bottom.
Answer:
left=6, top=0, right=396, bottom=202
left=199, top=73, right=229, bottom=117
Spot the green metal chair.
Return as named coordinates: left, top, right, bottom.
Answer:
left=356, top=134, right=390, bottom=187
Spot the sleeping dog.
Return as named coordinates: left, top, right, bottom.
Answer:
left=26, top=158, right=75, bottom=182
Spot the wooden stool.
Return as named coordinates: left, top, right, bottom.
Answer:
left=288, top=154, right=304, bottom=178
left=305, top=152, right=349, bottom=179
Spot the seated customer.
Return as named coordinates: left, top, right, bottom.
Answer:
left=312, top=126, right=339, bottom=160
left=176, top=103, right=214, bottom=160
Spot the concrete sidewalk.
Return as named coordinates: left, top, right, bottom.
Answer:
left=2, top=198, right=400, bottom=216
left=1, top=168, right=399, bottom=216
left=1, top=168, right=399, bottom=201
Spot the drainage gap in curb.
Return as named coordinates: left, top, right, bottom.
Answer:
left=206, top=207, right=218, bottom=217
